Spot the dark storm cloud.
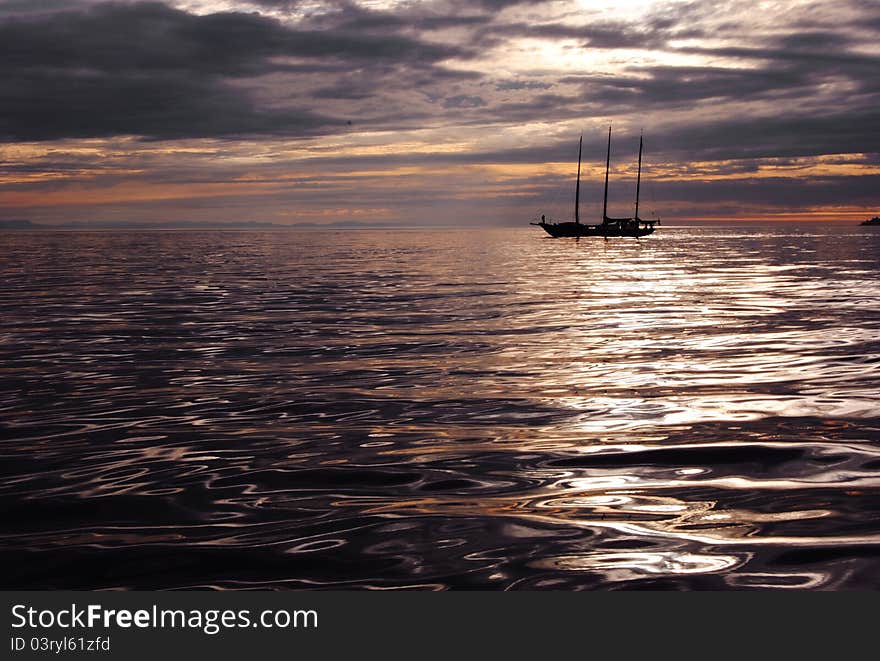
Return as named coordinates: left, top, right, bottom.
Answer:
left=557, top=44, right=869, bottom=111
left=3, top=69, right=340, bottom=141
left=1, top=2, right=464, bottom=74
left=0, top=1, right=470, bottom=141
left=313, top=82, right=376, bottom=100
left=3, top=0, right=876, bottom=149
left=651, top=174, right=880, bottom=213
left=494, top=80, right=552, bottom=91
left=676, top=42, right=880, bottom=72
left=659, top=109, right=880, bottom=162
left=562, top=65, right=810, bottom=107
left=301, top=0, right=491, bottom=32
left=0, top=0, right=92, bottom=17
left=444, top=95, right=487, bottom=108
left=656, top=39, right=880, bottom=109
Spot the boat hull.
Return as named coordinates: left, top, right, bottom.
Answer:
left=534, top=221, right=656, bottom=238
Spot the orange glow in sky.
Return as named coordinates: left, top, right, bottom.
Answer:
left=0, top=0, right=877, bottom=226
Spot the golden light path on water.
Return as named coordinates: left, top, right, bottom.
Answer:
left=0, top=223, right=879, bottom=589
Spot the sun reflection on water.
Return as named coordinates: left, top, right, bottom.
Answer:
left=0, top=225, right=879, bottom=589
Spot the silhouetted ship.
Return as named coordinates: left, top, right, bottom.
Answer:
left=532, top=127, right=659, bottom=238
left=861, top=216, right=880, bottom=226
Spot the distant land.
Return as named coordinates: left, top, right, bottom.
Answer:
left=0, top=219, right=415, bottom=230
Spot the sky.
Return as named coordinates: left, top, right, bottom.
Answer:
left=0, top=0, right=878, bottom=226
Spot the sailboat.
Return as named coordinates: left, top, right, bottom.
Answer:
left=531, top=126, right=659, bottom=238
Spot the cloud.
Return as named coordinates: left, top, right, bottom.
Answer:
left=1, top=0, right=878, bottom=224
left=0, top=1, right=470, bottom=141
left=4, top=0, right=876, bottom=146
left=483, top=18, right=704, bottom=50
left=444, top=95, right=487, bottom=108
left=494, top=80, right=552, bottom=91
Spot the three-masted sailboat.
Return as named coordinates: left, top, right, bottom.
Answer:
left=532, top=126, right=659, bottom=238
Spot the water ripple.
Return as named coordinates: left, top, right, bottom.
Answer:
left=1, top=225, right=879, bottom=589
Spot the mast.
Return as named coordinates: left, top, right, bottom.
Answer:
left=575, top=134, right=582, bottom=224
left=634, top=133, right=643, bottom=221
left=602, top=125, right=611, bottom=223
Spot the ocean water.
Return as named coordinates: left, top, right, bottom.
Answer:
left=1, top=224, right=879, bottom=590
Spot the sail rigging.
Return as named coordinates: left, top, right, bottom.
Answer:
left=575, top=134, right=582, bottom=224
left=635, top=133, right=642, bottom=221
left=602, top=126, right=610, bottom=223
left=603, top=125, right=633, bottom=223
left=531, top=127, right=660, bottom=238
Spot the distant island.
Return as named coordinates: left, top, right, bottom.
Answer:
left=0, top=219, right=408, bottom=230
left=861, top=216, right=880, bottom=226
left=0, top=219, right=37, bottom=229
left=0, top=219, right=289, bottom=230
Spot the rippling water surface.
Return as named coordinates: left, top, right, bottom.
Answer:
left=1, top=224, right=879, bottom=589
